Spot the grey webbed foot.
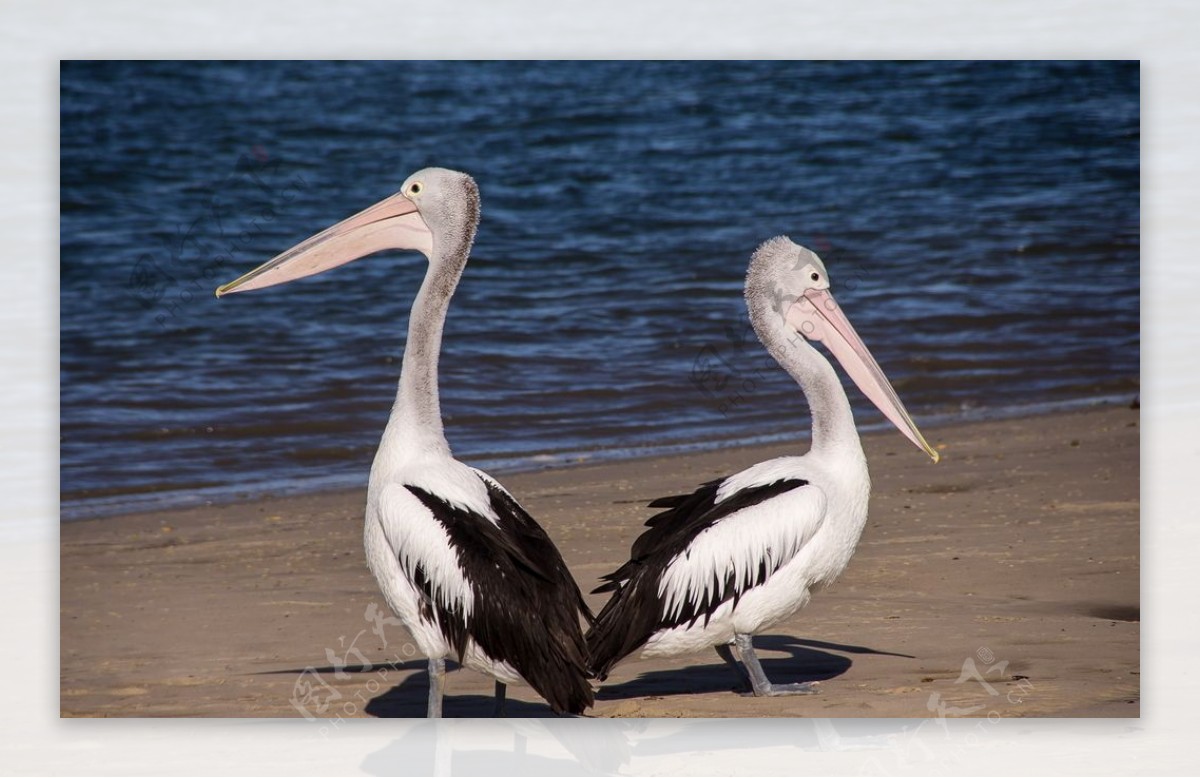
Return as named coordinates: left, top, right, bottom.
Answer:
left=736, top=681, right=820, bottom=697
left=733, top=633, right=821, bottom=697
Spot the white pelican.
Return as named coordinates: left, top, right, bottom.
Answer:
left=217, top=168, right=593, bottom=717
left=587, top=236, right=938, bottom=696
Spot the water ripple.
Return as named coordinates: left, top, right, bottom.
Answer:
left=60, top=61, right=1139, bottom=519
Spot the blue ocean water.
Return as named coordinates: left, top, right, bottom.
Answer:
left=59, top=61, right=1139, bottom=519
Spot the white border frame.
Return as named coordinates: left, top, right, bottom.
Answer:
left=8, top=0, right=1196, bottom=773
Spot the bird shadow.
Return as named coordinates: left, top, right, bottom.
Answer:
left=784, top=636, right=915, bottom=659
left=260, top=634, right=914, bottom=715
left=596, top=634, right=912, bottom=702
left=260, top=660, right=423, bottom=677
left=363, top=662, right=563, bottom=718
left=260, top=659, right=568, bottom=718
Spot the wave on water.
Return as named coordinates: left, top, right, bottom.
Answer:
left=61, top=393, right=1135, bottom=522
left=60, top=61, right=1139, bottom=521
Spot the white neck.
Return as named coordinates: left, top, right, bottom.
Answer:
left=748, top=294, right=864, bottom=460
left=378, top=235, right=469, bottom=464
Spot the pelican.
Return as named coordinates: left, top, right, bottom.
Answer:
left=217, top=168, right=593, bottom=717
left=587, top=236, right=938, bottom=696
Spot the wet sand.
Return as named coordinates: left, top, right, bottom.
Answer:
left=60, top=405, right=1139, bottom=718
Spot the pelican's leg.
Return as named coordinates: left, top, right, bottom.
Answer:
left=714, top=643, right=752, bottom=691
left=492, top=681, right=507, bottom=717
left=734, top=633, right=819, bottom=697
left=427, top=657, right=446, bottom=718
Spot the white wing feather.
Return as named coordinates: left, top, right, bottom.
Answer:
left=658, top=479, right=827, bottom=622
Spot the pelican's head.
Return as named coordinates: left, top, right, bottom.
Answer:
left=747, top=236, right=939, bottom=462
left=215, top=166, right=478, bottom=297
left=747, top=236, right=832, bottom=305
left=396, top=168, right=479, bottom=251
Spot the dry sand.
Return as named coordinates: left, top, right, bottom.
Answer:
left=61, top=405, right=1139, bottom=718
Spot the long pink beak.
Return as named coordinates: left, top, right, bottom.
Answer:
left=787, top=289, right=939, bottom=462
left=215, top=191, right=433, bottom=297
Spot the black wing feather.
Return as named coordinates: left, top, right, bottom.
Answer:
left=403, top=479, right=594, bottom=714
left=586, top=476, right=808, bottom=680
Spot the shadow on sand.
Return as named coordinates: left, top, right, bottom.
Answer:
left=594, top=633, right=902, bottom=702
left=263, top=634, right=913, bottom=717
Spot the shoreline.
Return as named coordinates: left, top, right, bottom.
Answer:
left=61, top=404, right=1139, bottom=718
left=60, top=393, right=1137, bottom=524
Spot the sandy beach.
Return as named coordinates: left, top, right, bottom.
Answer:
left=60, top=404, right=1139, bottom=719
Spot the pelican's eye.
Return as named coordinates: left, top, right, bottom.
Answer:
left=407, top=182, right=423, bottom=196
left=810, top=271, right=820, bottom=282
